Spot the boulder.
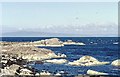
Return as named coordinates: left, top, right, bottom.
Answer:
left=40, top=70, right=52, bottom=75
left=57, top=53, right=67, bottom=58
left=68, top=56, right=109, bottom=66
left=9, top=64, right=20, bottom=72
left=0, top=64, right=21, bottom=75
left=63, top=40, right=85, bottom=45
left=0, top=68, right=15, bottom=75
left=19, top=68, right=33, bottom=75
left=45, top=59, right=68, bottom=64
left=87, top=69, right=108, bottom=75
left=111, top=59, right=120, bottom=66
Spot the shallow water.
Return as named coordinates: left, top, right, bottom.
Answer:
left=1, top=37, right=120, bottom=76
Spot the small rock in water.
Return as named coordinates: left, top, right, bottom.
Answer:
left=87, top=69, right=108, bottom=75
left=68, top=56, right=110, bottom=66
left=45, top=59, right=68, bottom=64
left=40, top=70, right=52, bottom=75
left=111, top=59, right=120, bottom=66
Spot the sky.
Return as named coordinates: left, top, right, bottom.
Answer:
left=0, top=2, right=118, bottom=37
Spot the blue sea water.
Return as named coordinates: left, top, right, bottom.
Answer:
left=1, top=37, right=120, bottom=76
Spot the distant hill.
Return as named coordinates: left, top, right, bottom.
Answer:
left=2, top=30, right=117, bottom=37
left=2, top=31, right=80, bottom=37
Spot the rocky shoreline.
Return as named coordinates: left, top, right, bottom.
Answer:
left=0, top=38, right=67, bottom=76
left=0, top=38, right=119, bottom=76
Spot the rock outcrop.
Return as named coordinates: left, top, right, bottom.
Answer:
left=87, top=69, right=108, bottom=75
left=1, top=40, right=68, bottom=76
left=32, top=38, right=85, bottom=47
left=0, top=64, right=21, bottom=75
left=111, top=59, right=120, bottom=66
left=68, top=56, right=109, bottom=66
left=19, top=68, right=33, bottom=75
left=33, top=38, right=64, bottom=47
left=45, top=59, right=68, bottom=64
left=2, top=45, right=58, bottom=61
left=40, top=70, right=52, bottom=75
left=63, top=40, right=85, bottom=45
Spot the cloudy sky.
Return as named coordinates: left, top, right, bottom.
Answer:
left=1, top=2, right=118, bottom=37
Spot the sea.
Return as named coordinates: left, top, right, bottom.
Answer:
left=1, top=37, right=120, bottom=76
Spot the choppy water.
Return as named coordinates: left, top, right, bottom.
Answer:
left=1, top=37, right=120, bottom=76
